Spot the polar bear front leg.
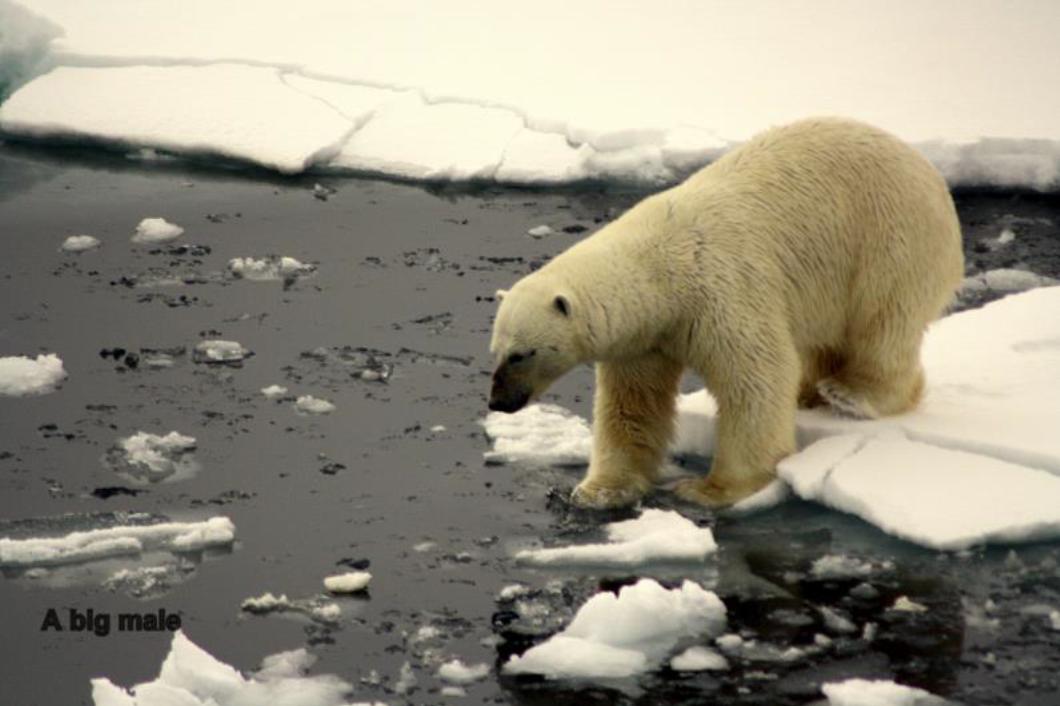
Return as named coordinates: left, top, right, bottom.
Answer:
left=571, top=354, right=684, bottom=509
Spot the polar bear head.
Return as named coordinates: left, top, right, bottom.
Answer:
left=488, top=274, right=583, bottom=413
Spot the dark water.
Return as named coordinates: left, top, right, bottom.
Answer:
left=0, top=144, right=1058, bottom=706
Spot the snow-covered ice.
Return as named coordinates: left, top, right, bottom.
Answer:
left=436, top=660, right=490, bottom=685
left=89, top=630, right=380, bottom=706
left=107, top=431, right=199, bottom=484
left=822, top=678, right=943, bottom=706
left=192, top=340, right=249, bottom=364
left=0, top=353, right=65, bottom=396
left=229, top=256, right=315, bottom=282
left=669, top=645, right=729, bottom=672
left=323, top=571, right=371, bottom=593
left=515, top=508, right=716, bottom=567
left=483, top=403, right=591, bottom=466
left=503, top=579, right=726, bottom=679
left=241, top=592, right=342, bottom=624
left=261, top=384, right=288, bottom=399
left=295, top=395, right=335, bottom=415
left=4, top=1, right=1059, bottom=188
left=131, top=217, right=183, bottom=243
left=61, top=234, right=100, bottom=251
left=0, top=516, right=235, bottom=568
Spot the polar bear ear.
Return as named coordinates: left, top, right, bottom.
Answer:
left=495, top=289, right=508, bottom=301
left=553, top=294, right=571, bottom=317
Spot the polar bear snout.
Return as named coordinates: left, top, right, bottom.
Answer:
left=488, top=363, right=532, bottom=413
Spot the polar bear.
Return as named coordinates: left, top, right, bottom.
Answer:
left=488, top=117, right=964, bottom=508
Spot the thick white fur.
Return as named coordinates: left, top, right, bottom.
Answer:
left=490, top=118, right=964, bottom=508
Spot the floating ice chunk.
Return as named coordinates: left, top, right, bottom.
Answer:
left=0, top=353, right=66, bottom=396
left=393, top=661, right=417, bottom=695
left=61, top=234, right=101, bottom=252
left=483, top=403, right=590, bottom=466
left=0, top=516, right=235, bottom=568
left=323, top=571, right=371, bottom=593
left=669, top=645, right=729, bottom=672
left=108, top=431, right=198, bottom=483
left=526, top=225, right=553, bottom=237
left=261, top=384, right=288, bottom=399
left=90, top=630, right=370, bottom=706
left=780, top=431, right=1060, bottom=550
left=497, top=583, right=530, bottom=602
left=891, top=596, right=928, bottom=613
left=103, top=564, right=188, bottom=599
left=241, top=592, right=292, bottom=613
left=818, top=607, right=858, bottom=635
left=192, top=340, right=249, bottom=364
left=440, top=686, right=466, bottom=697
left=132, top=217, right=184, bottom=243
left=515, top=508, right=716, bottom=567
left=229, top=256, right=315, bottom=282
left=437, top=660, right=489, bottom=685
left=715, top=633, right=744, bottom=654
left=1050, top=610, right=1060, bottom=630
left=504, top=579, right=726, bottom=679
left=295, top=395, right=335, bottom=415
left=811, top=555, right=881, bottom=580
left=822, top=678, right=943, bottom=706
left=2, top=64, right=353, bottom=174
left=312, top=603, right=341, bottom=622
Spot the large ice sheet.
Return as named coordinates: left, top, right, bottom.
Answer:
left=3, top=0, right=1059, bottom=187
left=0, top=64, right=352, bottom=173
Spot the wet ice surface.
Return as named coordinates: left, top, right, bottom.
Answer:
left=1, top=146, right=1060, bottom=705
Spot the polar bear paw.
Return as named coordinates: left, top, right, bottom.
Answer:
left=816, top=378, right=880, bottom=420
left=570, top=479, right=646, bottom=509
left=673, top=477, right=736, bottom=509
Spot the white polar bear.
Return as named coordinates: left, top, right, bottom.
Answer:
left=488, top=117, right=964, bottom=508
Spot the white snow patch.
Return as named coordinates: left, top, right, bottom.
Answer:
left=192, top=340, right=249, bottom=364
left=229, top=256, right=315, bottom=281
left=504, top=579, right=726, bottom=679
left=0, top=353, right=66, bottom=396
left=0, top=516, right=235, bottom=568
left=822, top=678, right=942, bottom=706
left=323, top=571, right=371, bottom=593
left=89, top=630, right=376, bottom=706
left=483, top=403, right=590, bottom=466
left=295, top=395, right=335, bottom=415
left=132, top=217, right=183, bottom=243
left=261, top=384, right=288, bottom=399
left=437, top=660, right=489, bottom=685
left=669, top=645, right=729, bottom=672
left=515, top=508, right=716, bottom=567
left=61, top=234, right=100, bottom=252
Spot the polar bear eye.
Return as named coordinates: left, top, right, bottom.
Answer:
left=507, top=350, right=535, bottom=365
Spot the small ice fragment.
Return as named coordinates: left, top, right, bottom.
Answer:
left=862, top=622, right=878, bottom=642
left=0, top=354, right=66, bottom=396
left=497, top=583, right=530, bottom=601
left=413, top=541, right=436, bottom=552
left=814, top=633, right=833, bottom=648
left=819, top=607, right=857, bottom=635
left=394, top=661, right=417, bottom=695
left=437, top=660, right=489, bottom=685
left=132, top=217, right=183, bottom=243
left=822, top=678, right=939, bottom=706
left=193, top=340, right=249, bottom=364
left=311, top=603, right=341, bottom=622
left=891, top=595, right=928, bottom=613
left=431, top=425, right=447, bottom=433
left=412, top=625, right=441, bottom=642
left=261, top=384, right=288, bottom=399
left=241, top=592, right=292, bottom=613
left=61, top=234, right=100, bottom=252
left=295, top=395, right=335, bottom=415
left=323, top=571, right=371, bottom=593
left=109, top=430, right=198, bottom=482
left=811, top=555, right=876, bottom=580
left=441, top=686, right=466, bottom=697
left=229, top=256, right=315, bottom=281
left=1050, top=610, right=1060, bottom=630
left=527, top=224, right=553, bottom=237
left=670, top=645, right=729, bottom=671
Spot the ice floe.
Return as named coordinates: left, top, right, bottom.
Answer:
left=0, top=352, right=65, bottom=396
left=105, top=431, right=199, bottom=484
left=61, top=234, right=100, bottom=251
left=822, top=678, right=943, bottom=706
left=241, top=592, right=342, bottom=625
left=261, top=384, right=288, bottom=399
left=192, top=340, right=250, bottom=365
left=323, top=571, right=371, bottom=593
left=90, top=630, right=380, bottom=706
left=669, top=645, right=729, bottom=672
left=132, top=217, right=183, bottom=244
left=437, top=660, right=490, bottom=685
left=229, top=256, right=315, bottom=282
left=4, top=2, right=1059, bottom=188
left=483, top=403, right=590, bottom=466
left=503, top=579, right=726, bottom=679
left=295, top=395, right=335, bottom=415
left=0, top=516, right=235, bottom=568
left=515, top=508, right=716, bottom=567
